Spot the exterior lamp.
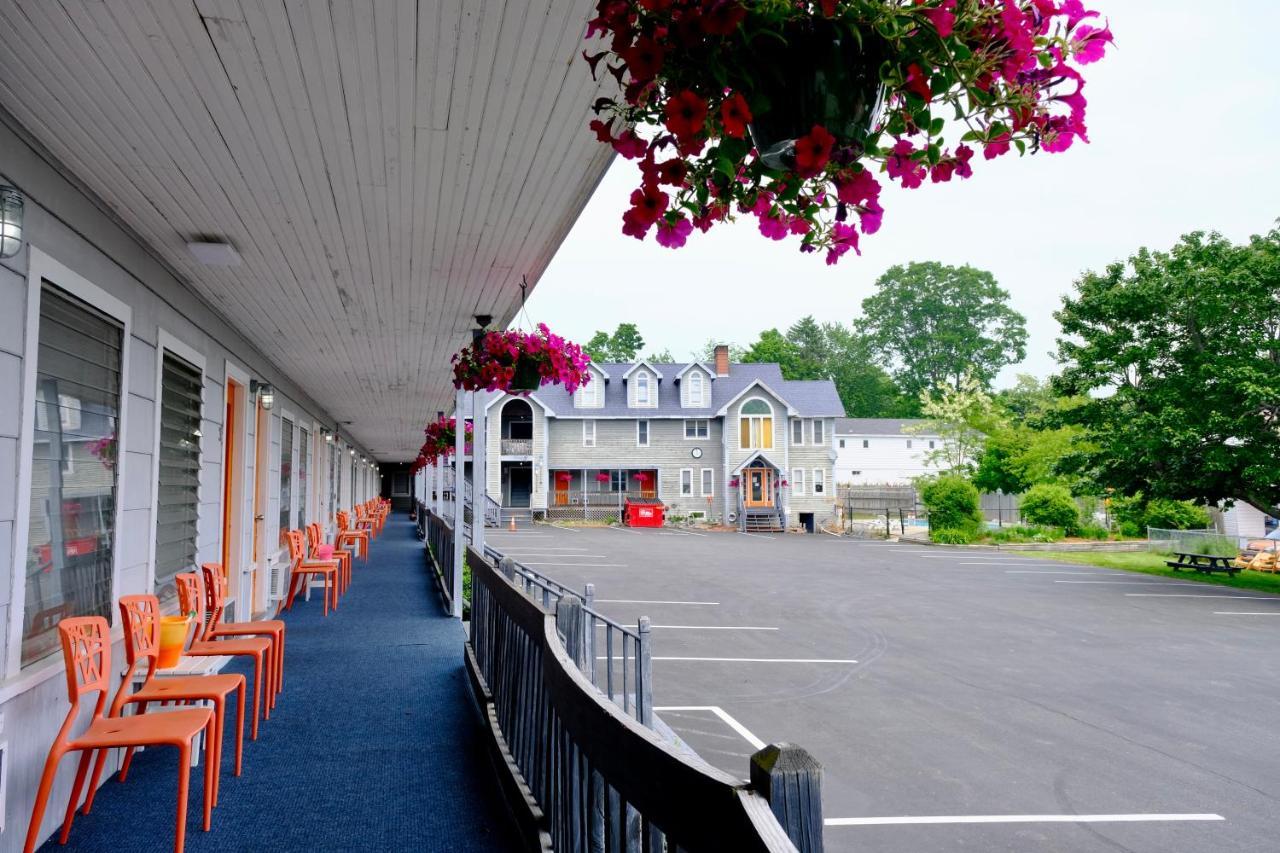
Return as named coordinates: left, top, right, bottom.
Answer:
left=349, top=448, right=356, bottom=456
left=249, top=380, right=274, bottom=410
left=0, top=186, right=24, bottom=259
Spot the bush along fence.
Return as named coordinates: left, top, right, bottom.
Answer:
left=465, top=545, right=824, bottom=852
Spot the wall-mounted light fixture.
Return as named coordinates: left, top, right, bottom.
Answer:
left=249, top=380, right=275, bottom=410
left=0, top=186, right=24, bottom=259
left=349, top=448, right=356, bottom=456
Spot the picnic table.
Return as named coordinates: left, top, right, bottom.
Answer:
left=1166, top=551, right=1240, bottom=576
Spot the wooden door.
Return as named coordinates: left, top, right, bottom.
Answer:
left=554, top=478, right=569, bottom=506
left=744, top=468, right=773, bottom=508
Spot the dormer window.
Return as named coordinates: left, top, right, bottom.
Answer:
left=689, top=371, right=703, bottom=406
left=636, top=371, right=651, bottom=405
left=574, top=368, right=604, bottom=408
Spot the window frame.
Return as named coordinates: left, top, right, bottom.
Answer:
left=811, top=419, right=824, bottom=445
left=635, top=371, right=651, bottom=405
left=679, top=468, right=694, bottom=496
left=738, top=397, right=774, bottom=450
left=862, top=439, right=869, bottom=449
left=583, top=419, right=596, bottom=447
left=812, top=468, right=826, bottom=495
left=688, top=370, right=704, bottom=407
left=278, top=411, right=296, bottom=545
left=10, top=248, right=134, bottom=678
left=791, top=468, right=806, bottom=496
left=700, top=467, right=713, bottom=497
left=684, top=419, right=709, bottom=440
left=636, top=419, right=650, bottom=447
left=791, top=418, right=804, bottom=446
left=149, top=330, right=207, bottom=602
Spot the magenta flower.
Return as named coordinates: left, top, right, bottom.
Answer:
left=825, top=223, right=860, bottom=265
left=1071, top=23, right=1113, bottom=64
left=656, top=215, right=694, bottom=248
left=920, top=0, right=957, bottom=38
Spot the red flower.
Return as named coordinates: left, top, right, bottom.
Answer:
left=818, top=0, right=839, bottom=17
left=664, top=90, right=708, bottom=140
left=621, top=36, right=664, bottom=82
left=654, top=158, right=689, bottom=186
left=719, top=92, right=752, bottom=138
left=700, top=1, right=747, bottom=36
left=612, top=130, right=649, bottom=159
left=792, top=125, right=835, bottom=178
left=627, top=184, right=669, bottom=227
left=588, top=118, right=613, bottom=144
left=904, top=63, right=932, bottom=102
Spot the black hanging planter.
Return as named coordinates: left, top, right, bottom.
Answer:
left=744, top=20, right=888, bottom=170
left=509, top=354, right=542, bottom=393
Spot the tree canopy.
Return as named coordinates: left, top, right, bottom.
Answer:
left=584, top=322, right=646, bottom=362
left=858, top=261, right=1028, bottom=397
left=1053, top=226, right=1280, bottom=514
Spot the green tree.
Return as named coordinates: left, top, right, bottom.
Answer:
left=1053, top=225, right=1280, bottom=515
left=584, top=330, right=612, bottom=363
left=824, top=324, right=918, bottom=417
left=858, top=261, right=1028, bottom=397
left=695, top=340, right=747, bottom=362
left=584, top=322, right=647, bottom=362
left=645, top=348, right=675, bottom=362
left=914, top=372, right=1004, bottom=474
left=783, top=316, right=830, bottom=379
left=920, top=474, right=983, bottom=538
left=741, top=328, right=801, bottom=373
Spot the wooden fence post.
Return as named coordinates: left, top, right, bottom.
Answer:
left=749, top=743, right=824, bottom=853
left=499, top=556, right=516, bottom=583
left=556, top=595, right=588, bottom=670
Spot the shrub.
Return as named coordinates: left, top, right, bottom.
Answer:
left=1020, top=484, right=1080, bottom=532
left=1142, top=498, right=1211, bottom=531
left=1076, top=523, right=1110, bottom=540
left=921, top=475, right=983, bottom=537
left=1117, top=519, right=1142, bottom=538
left=931, top=528, right=975, bottom=545
left=991, top=524, right=1065, bottom=544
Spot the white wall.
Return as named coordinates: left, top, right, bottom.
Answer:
left=834, top=432, right=942, bottom=485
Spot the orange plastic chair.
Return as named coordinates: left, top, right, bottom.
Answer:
left=335, top=509, right=370, bottom=560
left=201, top=563, right=286, bottom=701
left=307, top=522, right=351, bottom=597
left=283, top=529, right=339, bottom=615
left=82, top=595, right=246, bottom=812
left=176, top=574, right=273, bottom=740
left=23, top=617, right=215, bottom=853
left=355, top=502, right=378, bottom=539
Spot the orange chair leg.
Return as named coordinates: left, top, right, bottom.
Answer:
left=175, top=743, right=191, bottom=853
left=59, top=750, right=93, bottom=843
left=250, top=656, right=262, bottom=740
left=203, top=723, right=215, bottom=831
left=209, top=697, right=223, bottom=808
left=23, top=746, right=65, bottom=853
left=233, top=681, right=245, bottom=776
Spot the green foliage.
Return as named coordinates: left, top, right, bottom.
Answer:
left=1019, top=484, right=1079, bottom=531
left=1076, top=523, right=1110, bottom=541
left=990, top=524, right=1065, bottom=543
left=1054, top=225, right=1280, bottom=515
left=930, top=528, right=975, bottom=545
left=915, top=372, right=1003, bottom=474
left=921, top=475, right=983, bottom=537
left=1142, top=498, right=1211, bottom=531
left=858, top=261, right=1028, bottom=398
left=585, top=322, right=646, bottom=362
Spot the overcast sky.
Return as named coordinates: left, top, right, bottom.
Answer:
left=525, top=1, right=1279, bottom=386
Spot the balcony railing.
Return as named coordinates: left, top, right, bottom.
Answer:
left=501, top=438, right=533, bottom=455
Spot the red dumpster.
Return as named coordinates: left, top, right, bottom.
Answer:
left=624, top=497, right=664, bottom=528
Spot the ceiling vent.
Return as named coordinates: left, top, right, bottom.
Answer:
left=186, top=240, right=242, bottom=267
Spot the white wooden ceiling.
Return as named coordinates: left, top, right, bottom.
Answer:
left=0, top=0, right=613, bottom=459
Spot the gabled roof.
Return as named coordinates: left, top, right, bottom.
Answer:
left=835, top=418, right=938, bottom=436
left=732, top=451, right=784, bottom=475
left=585, top=362, right=611, bottom=381
left=523, top=362, right=844, bottom=418
left=715, top=379, right=798, bottom=417
left=673, top=362, right=713, bottom=381
left=621, top=360, right=665, bottom=380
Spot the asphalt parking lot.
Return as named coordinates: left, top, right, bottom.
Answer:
left=481, top=523, right=1280, bottom=853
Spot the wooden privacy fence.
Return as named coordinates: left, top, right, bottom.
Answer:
left=466, top=546, right=822, bottom=852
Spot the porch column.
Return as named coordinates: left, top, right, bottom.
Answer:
left=472, top=392, right=487, bottom=557
left=452, top=390, right=465, bottom=618
left=435, top=409, right=445, bottom=517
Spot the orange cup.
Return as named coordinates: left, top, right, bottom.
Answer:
left=157, top=616, right=190, bottom=668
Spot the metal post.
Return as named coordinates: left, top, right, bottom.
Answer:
left=472, top=390, right=487, bottom=558
left=451, top=391, right=465, bottom=618
left=884, top=508, right=891, bottom=540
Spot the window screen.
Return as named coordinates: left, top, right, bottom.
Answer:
left=154, top=352, right=202, bottom=604
left=23, top=284, right=123, bottom=667
left=279, top=418, right=293, bottom=545
left=297, top=429, right=309, bottom=527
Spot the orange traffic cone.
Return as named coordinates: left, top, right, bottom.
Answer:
left=509, top=515, right=517, bottom=532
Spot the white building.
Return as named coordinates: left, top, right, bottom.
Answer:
left=833, top=418, right=943, bottom=485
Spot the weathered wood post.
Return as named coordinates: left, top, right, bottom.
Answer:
left=749, top=744, right=824, bottom=853
left=583, top=583, right=596, bottom=684
left=637, top=616, right=652, bottom=728
left=555, top=594, right=588, bottom=670
left=498, top=556, right=517, bottom=583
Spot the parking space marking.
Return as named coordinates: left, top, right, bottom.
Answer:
left=824, top=813, right=1224, bottom=827
left=1214, top=612, right=1280, bottom=616
left=654, top=706, right=766, bottom=750
left=1054, top=580, right=1206, bottom=586
left=547, top=523, right=580, bottom=533
left=594, top=599, right=720, bottom=605
left=502, top=554, right=610, bottom=559
left=626, top=656, right=858, bottom=664
left=738, top=531, right=775, bottom=540
left=522, top=562, right=627, bottom=567
left=1127, top=594, right=1280, bottom=599
left=1006, top=570, right=1116, bottom=575
left=646, top=625, right=779, bottom=631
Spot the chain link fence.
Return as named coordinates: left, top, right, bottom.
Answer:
left=1147, top=527, right=1274, bottom=558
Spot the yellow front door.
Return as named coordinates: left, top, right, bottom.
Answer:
left=744, top=468, right=773, bottom=508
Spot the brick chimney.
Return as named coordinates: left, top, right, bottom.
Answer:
left=714, top=344, right=730, bottom=377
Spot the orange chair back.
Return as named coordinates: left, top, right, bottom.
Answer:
left=305, top=523, right=321, bottom=552
left=175, top=573, right=208, bottom=642
left=58, top=616, right=111, bottom=703
left=200, top=565, right=229, bottom=628
left=118, top=594, right=162, bottom=671
left=284, top=529, right=305, bottom=564
left=336, top=510, right=351, bottom=531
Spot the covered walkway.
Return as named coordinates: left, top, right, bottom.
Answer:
left=40, top=516, right=516, bottom=852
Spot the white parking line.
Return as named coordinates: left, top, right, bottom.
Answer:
left=647, top=625, right=779, bottom=631
left=548, top=523, right=580, bottom=533
left=521, top=562, right=628, bottom=568
left=1127, top=594, right=1280, bottom=599
left=607, top=526, right=643, bottom=535
left=824, top=814, right=1224, bottom=827
left=502, top=554, right=610, bottom=559
left=1054, top=580, right=1205, bottom=586
left=1006, top=570, right=1115, bottom=575
left=620, top=656, right=858, bottom=664
left=654, top=705, right=766, bottom=750
left=738, top=531, right=775, bottom=540
left=593, top=599, right=720, bottom=605
left=1214, top=612, right=1280, bottom=616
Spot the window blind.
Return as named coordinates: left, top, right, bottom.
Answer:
left=154, top=352, right=202, bottom=602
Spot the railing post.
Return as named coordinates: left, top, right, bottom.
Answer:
left=583, top=583, right=596, bottom=685
left=637, top=616, right=652, bottom=728
left=555, top=594, right=588, bottom=670
left=749, top=743, right=824, bottom=853
left=498, top=556, right=516, bottom=582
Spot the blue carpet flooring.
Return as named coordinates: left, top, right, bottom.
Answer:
left=39, top=514, right=518, bottom=852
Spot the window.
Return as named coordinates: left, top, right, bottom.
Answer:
left=609, top=470, right=626, bottom=492
left=862, top=439, right=869, bottom=448
left=839, top=439, right=846, bottom=449
left=812, top=468, right=826, bottom=495
left=576, top=375, right=601, bottom=407
left=154, top=351, right=202, bottom=604
left=583, top=419, right=596, bottom=447
left=328, top=441, right=338, bottom=516
left=684, top=419, right=708, bottom=439
left=636, top=371, right=651, bottom=405
left=700, top=468, right=713, bottom=496
left=791, top=419, right=804, bottom=445
left=22, top=284, right=124, bottom=667
left=906, top=439, right=913, bottom=449
left=637, top=419, right=649, bottom=447
left=688, top=371, right=704, bottom=406
left=929, top=440, right=936, bottom=449
left=738, top=399, right=773, bottom=449
left=812, top=419, right=824, bottom=445
left=680, top=469, right=693, bottom=495
left=791, top=468, right=805, bottom=495
left=279, top=418, right=294, bottom=544
left=297, top=429, right=310, bottom=527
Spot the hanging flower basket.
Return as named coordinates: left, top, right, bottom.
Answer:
left=423, top=417, right=472, bottom=461
left=87, top=434, right=117, bottom=470
left=556, top=471, right=575, bottom=483
left=595, top=472, right=612, bottom=483
left=583, top=0, right=1111, bottom=263
left=633, top=472, right=652, bottom=483
left=729, top=477, right=740, bottom=488
left=452, top=323, right=592, bottom=395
